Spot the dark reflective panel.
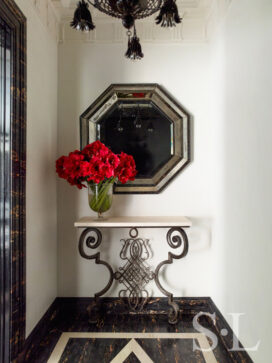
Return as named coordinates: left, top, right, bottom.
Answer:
left=0, top=22, right=12, bottom=231
left=0, top=17, right=12, bottom=363
left=98, top=101, right=173, bottom=178
left=80, top=84, right=190, bottom=193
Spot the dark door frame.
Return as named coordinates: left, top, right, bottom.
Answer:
left=0, top=0, right=26, bottom=361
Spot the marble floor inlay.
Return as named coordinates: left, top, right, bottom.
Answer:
left=48, top=332, right=217, bottom=363
left=21, top=298, right=252, bottom=362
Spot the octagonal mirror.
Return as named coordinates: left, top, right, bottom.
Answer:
left=80, top=84, right=190, bottom=193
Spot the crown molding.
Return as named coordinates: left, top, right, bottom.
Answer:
left=29, top=0, right=60, bottom=41
left=51, top=0, right=232, bottom=44
left=205, top=0, right=233, bottom=40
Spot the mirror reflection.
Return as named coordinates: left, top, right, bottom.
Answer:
left=97, top=100, right=173, bottom=178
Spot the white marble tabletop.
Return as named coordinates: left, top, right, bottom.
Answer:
left=74, top=216, right=192, bottom=228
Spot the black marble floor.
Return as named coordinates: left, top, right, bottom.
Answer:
left=21, top=298, right=253, bottom=363
left=54, top=335, right=211, bottom=362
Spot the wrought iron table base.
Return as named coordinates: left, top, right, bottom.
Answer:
left=78, top=226, right=189, bottom=324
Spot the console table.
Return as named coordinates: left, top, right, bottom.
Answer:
left=74, top=216, right=192, bottom=324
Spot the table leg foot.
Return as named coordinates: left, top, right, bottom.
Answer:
left=87, top=300, right=101, bottom=324
left=168, top=299, right=180, bottom=324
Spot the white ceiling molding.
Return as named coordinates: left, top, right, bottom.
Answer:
left=30, top=0, right=60, bottom=41
left=60, top=0, right=74, bottom=7
left=51, top=0, right=232, bottom=44
left=205, top=0, right=233, bottom=40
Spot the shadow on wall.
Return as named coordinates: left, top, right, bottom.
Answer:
left=215, top=1, right=272, bottom=361
left=57, top=44, right=83, bottom=296
left=188, top=217, right=212, bottom=252
left=159, top=217, right=212, bottom=295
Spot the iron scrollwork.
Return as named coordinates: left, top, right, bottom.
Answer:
left=114, top=228, right=155, bottom=311
left=78, top=226, right=189, bottom=325
left=78, top=227, right=114, bottom=300
left=154, top=227, right=189, bottom=324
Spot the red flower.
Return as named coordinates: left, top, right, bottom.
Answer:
left=55, top=141, right=137, bottom=189
left=116, top=152, right=137, bottom=184
left=56, top=151, right=86, bottom=189
left=87, top=156, right=107, bottom=184
left=82, top=140, right=109, bottom=159
left=106, top=152, right=120, bottom=169
left=80, top=161, right=93, bottom=178
left=56, top=156, right=67, bottom=179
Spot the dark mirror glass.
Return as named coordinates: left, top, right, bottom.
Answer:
left=80, top=84, right=190, bottom=193
left=97, top=100, right=173, bottom=178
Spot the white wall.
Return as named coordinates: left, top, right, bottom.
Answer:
left=212, top=1, right=272, bottom=361
left=57, top=1, right=272, bottom=361
left=15, top=0, right=58, bottom=336
left=57, top=42, right=216, bottom=297
left=10, top=0, right=272, bottom=359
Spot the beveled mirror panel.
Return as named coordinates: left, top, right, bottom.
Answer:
left=80, top=84, right=190, bottom=193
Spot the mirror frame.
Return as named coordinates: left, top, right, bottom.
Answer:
left=80, top=84, right=190, bottom=194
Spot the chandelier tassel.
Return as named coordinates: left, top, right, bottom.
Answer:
left=125, top=26, right=144, bottom=60
left=155, top=0, right=182, bottom=27
left=71, top=0, right=95, bottom=32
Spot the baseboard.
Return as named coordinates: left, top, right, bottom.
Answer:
left=18, top=299, right=60, bottom=362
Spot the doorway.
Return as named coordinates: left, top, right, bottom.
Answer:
left=0, top=0, right=26, bottom=361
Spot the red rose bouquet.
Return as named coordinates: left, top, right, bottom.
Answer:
left=56, top=141, right=137, bottom=216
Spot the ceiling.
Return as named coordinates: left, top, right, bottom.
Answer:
left=39, top=0, right=232, bottom=43
left=52, top=0, right=217, bottom=20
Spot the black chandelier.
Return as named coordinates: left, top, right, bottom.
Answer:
left=71, top=0, right=182, bottom=60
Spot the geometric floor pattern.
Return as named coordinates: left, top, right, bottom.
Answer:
left=22, top=298, right=252, bottom=362
left=48, top=332, right=217, bottom=363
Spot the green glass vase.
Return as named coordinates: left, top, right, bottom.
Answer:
left=88, top=180, right=114, bottom=218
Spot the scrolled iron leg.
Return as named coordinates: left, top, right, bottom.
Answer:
left=78, top=227, right=115, bottom=324
left=154, top=227, right=189, bottom=324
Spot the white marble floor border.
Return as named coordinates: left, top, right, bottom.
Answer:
left=48, top=332, right=217, bottom=363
